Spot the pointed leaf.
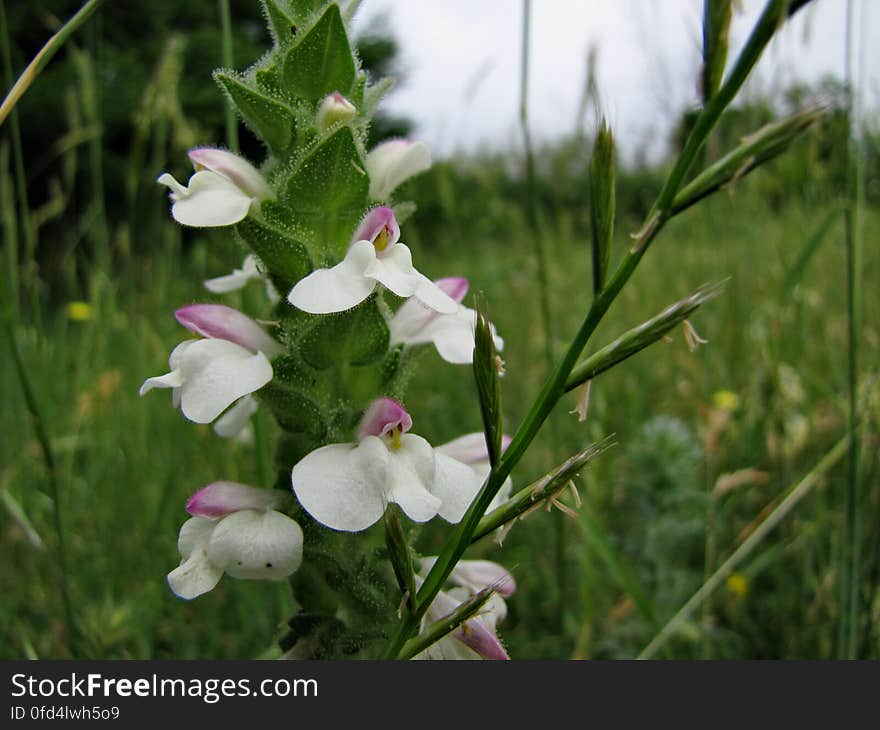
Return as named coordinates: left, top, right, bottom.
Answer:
left=473, top=297, right=503, bottom=467
left=362, top=77, right=395, bottom=116
left=262, top=0, right=297, bottom=46
left=288, top=0, right=328, bottom=23
left=589, top=121, right=615, bottom=295
left=216, top=72, right=296, bottom=153
left=282, top=4, right=356, bottom=102
left=284, top=127, right=369, bottom=250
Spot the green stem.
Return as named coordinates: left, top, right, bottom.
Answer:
left=0, top=0, right=36, bottom=320
left=519, top=0, right=567, bottom=627
left=839, top=0, right=862, bottom=660
left=218, top=0, right=239, bottom=152
left=382, top=0, right=795, bottom=660
left=0, top=0, right=105, bottom=128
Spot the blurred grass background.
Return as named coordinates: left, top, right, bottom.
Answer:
left=1, top=1, right=877, bottom=659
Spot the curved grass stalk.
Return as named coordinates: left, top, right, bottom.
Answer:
left=0, top=0, right=104, bottom=128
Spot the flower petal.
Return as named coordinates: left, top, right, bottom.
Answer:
left=430, top=452, right=483, bottom=524
left=356, top=397, right=413, bottom=439
left=366, top=140, right=431, bottom=200
left=175, top=303, right=282, bottom=356
left=435, top=432, right=491, bottom=464
left=292, top=439, right=389, bottom=532
left=204, top=255, right=262, bottom=294
left=168, top=517, right=222, bottom=600
left=386, top=435, right=443, bottom=523
left=187, top=147, right=272, bottom=199
left=162, top=170, right=253, bottom=227
left=422, top=586, right=509, bottom=660
left=213, top=395, right=259, bottom=438
left=207, top=509, right=303, bottom=580
left=449, top=560, right=517, bottom=597
left=167, top=547, right=224, bottom=600
left=138, top=369, right=183, bottom=396
left=411, top=273, right=458, bottom=314
left=177, top=516, right=217, bottom=559
left=286, top=240, right=376, bottom=314
left=364, top=242, right=419, bottom=297
left=176, top=339, right=273, bottom=423
left=186, top=480, right=287, bottom=518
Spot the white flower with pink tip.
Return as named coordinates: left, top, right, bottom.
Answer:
left=414, top=558, right=516, bottom=660
left=291, top=398, right=483, bottom=532
left=139, top=304, right=281, bottom=430
left=366, top=139, right=431, bottom=201
left=390, top=277, right=504, bottom=364
left=168, top=481, right=303, bottom=600
left=287, top=206, right=456, bottom=315
left=158, top=148, right=272, bottom=228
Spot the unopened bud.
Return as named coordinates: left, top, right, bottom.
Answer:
left=701, top=0, right=734, bottom=104
left=589, top=120, right=616, bottom=294
left=317, top=92, right=356, bottom=131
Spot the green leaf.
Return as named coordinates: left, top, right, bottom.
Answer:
left=362, top=76, right=395, bottom=116
left=472, top=297, right=503, bottom=466
left=300, top=296, right=389, bottom=369
left=282, top=3, right=356, bottom=102
left=215, top=72, right=296, bottom=153
left=260, top=383, right=326, bottom=438
left=284, top=127, right=369, bottom=250
left=262, top=0, right=297, bottom=46
left=236, top=216, right=312, bottom=294
left=288, top=0, right=329, bottom=23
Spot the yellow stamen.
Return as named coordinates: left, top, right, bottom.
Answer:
left=389, top=426, right=403, bottom=450
left=373, top=227, right=391, bottom=252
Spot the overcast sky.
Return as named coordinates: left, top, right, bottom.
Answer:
left=351, top=1, right=878, bottom=163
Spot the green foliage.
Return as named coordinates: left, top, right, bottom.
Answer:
left=281, top=4, right=355, bottom=102
left=216, top=72, right=297, bottom=153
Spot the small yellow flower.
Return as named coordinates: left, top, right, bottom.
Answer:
left=713, top=389, right=740, bottom=412
left=66, top=301, right=93, bottom=322
left=725, top=572, right=748, bottom=599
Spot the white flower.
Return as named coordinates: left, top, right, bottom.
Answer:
left=389, top=276, right=504, bottom=364
left=287, top=206, right=456, bottom=315
left=204, top=254, right=280, bottom=303
left=157, top=148, right=272, bottom=228
left=168, top=481, right=303, bottom=600
left=139, top=304, right=281, bottom=428
left=413, top=558, right=516, bottom=660
left=291, top=398, right=483, bottom=532
left=366, top=139, right=431, bottom=201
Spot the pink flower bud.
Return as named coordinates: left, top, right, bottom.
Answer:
left=357, top=397, right=413, bottom=440
left=175, top=304, right=282, bottom=356
left=186, top=481, right=288, bottom=518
